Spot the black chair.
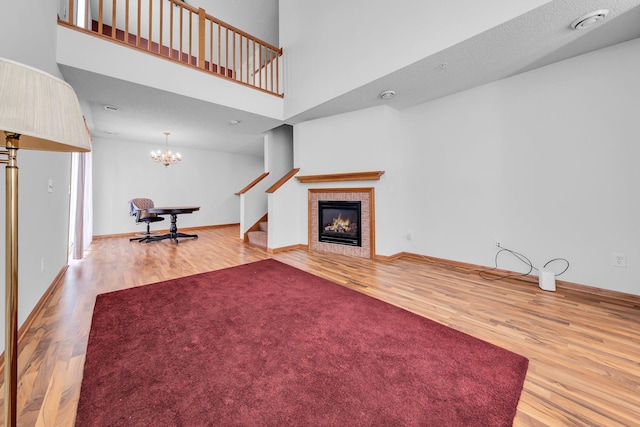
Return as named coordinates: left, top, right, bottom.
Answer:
left=128, top=198, right=165, bottom=243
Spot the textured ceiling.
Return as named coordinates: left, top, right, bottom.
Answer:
left=284, top=0, right=640, bottom=125
left=62, top=0, right=640, bottom=157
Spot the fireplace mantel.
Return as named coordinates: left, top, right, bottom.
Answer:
left=296, top=171, right=384, bottom=183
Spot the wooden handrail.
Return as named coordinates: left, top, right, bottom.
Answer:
left=235, top=172, right=270, bottom=195
left=63, top=0, right=283, bottom=97
left=266, top=168, right=300, bottom=193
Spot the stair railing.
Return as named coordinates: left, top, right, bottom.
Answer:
left=61, top=0, right=283, bottom=96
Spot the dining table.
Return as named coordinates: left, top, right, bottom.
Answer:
left=146, top=206, right=200, bottom=244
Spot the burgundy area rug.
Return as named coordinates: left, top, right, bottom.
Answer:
left=76, top=259, right=528, bottom=426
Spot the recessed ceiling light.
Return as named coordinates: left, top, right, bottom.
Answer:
left=103, top=105, right=120, bottom=112
left=229, top=120, right=240, bottom=125
left=379, top=90, right=395, bottom=100
left=571, top=10, right=609, bottom=30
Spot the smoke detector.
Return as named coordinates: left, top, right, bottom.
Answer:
left=571, top=10, right=609, bottom=30
left=379, top=90, right=395, bottom=100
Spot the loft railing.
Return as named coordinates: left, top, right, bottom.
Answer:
left=59, top=0, right=283, bottom=96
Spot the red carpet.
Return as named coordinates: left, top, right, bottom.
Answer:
left=76, top=259, right=528, bottom=426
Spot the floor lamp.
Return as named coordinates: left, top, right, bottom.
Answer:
left=0, top=58, right=92, bottom=426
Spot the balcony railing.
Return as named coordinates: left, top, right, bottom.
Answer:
left=59, top=0, right=283, bottom=96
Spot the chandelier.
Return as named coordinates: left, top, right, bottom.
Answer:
left=151, top=131, right=182, bottom=166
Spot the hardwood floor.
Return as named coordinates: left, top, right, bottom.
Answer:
left=4, top=225, right=639, bottom=426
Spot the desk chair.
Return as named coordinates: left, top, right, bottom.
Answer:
left=128, top=198, right=165, bottom=243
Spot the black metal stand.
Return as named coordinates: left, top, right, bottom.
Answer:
left=130, top=222, right=159, bottom=243
left=147, top=213, right=198, bottom=244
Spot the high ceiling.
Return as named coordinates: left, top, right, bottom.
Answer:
left=62, top=0, right=640, bottom=157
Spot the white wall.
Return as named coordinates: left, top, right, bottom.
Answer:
left=279, top=0, right=550, bottom=118
left=265, top=125, right=293, bottom=174
left=1, top=1, right=62, bottom=77
left=292, top=38, right=640, bottom=296
left=263, top=124, right=295, bottom=248
left=292, top=105, right=405, bottom=256
left=0, top=1, right=74, bottom=348
left=196, top=0, right=279, bottom=47
left=400, top=38, right=640, bottom=296
left=239, top=178, right=270, bottom=239
left=239, top=126, right=293, bottom=239
left=92, top=137, right=263, bottom=235
left=268, top=178, right=301, bottom=249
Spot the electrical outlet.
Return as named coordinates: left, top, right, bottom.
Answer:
left=611, top=252, right=626, bottom=268
left=494, top=239, right=502, bottom=248
left=40, top=258, right=45, bottom=272
left=406, top=231, right=413, bottom=241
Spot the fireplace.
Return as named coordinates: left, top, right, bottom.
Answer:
left=309, top=188, right=373, bottom=258
left=318, top=200, right=361, bottom=246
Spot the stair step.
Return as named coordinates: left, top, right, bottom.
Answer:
left=247, top=230, right=267, bottom=248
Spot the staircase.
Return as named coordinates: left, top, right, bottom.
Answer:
left=247, top=220, right=268, bottom=248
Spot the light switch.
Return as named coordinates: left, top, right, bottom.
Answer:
left=47, top=179, right=53, bottom=193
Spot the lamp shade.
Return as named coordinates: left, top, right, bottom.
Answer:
left=0, top=57, right=91, bottom=152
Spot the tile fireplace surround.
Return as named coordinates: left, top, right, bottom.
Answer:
left=309, top=188, right=374, bottom=259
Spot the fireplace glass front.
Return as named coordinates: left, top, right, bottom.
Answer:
left=318, top=200, right=361, bottom=246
